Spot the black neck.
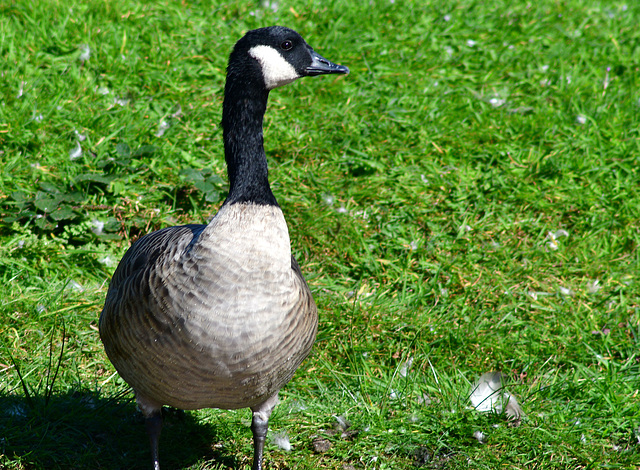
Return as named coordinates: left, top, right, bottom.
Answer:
left=222, top=72, right=278, bottom=207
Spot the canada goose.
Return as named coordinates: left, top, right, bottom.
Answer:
left=99, top=26, right=348, bottom=470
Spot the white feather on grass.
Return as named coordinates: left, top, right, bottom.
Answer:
left=334, top=415, right=350, bottom=431
left=469, top=371, right=523, bottom=420
left=78, top=44, right=91, bottom=62
left=473, top=430, right=486, bottom=443
left=399, top=356, right=413, bottom=377
left=69, top=142, right=82, bottom=160
left=155, top=120, right=170, bottom=137
left=271, top=431, right=291, bottom=451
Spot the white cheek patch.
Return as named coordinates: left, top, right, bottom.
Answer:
left=249, top=45, right=301, bottom=90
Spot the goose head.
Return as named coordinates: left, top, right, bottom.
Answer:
left=227, top=26, right=349, bottom=91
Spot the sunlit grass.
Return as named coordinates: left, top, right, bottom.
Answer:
left=1, top=0, right=639, bottom=468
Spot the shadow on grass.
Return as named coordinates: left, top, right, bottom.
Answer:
left=0, top=390, right=239, bottom=469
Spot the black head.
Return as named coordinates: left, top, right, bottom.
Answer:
left=227, top=26, right=349, bottom=91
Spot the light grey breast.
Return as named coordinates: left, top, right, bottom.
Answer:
left=99, top=203, right=318, bottom=410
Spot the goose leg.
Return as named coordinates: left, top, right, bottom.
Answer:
left=250, top=393, right=279, bottom=470
left=137, top=394, right=163, bottom=470
left=145, top=409, right=163, bottom=470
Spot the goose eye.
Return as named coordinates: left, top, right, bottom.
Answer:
left=281, top=40, right=293, bottom=51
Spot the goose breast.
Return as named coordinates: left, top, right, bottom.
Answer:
left=100, top=203, right=318, bottom=410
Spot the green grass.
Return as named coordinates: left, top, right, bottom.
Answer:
left=1, top=0, right=640, bottom=468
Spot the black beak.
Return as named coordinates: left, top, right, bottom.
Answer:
left=306, top=50, right=349, bottom=76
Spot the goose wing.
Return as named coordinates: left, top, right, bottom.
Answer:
left=99, top=224, right=206, bottom=346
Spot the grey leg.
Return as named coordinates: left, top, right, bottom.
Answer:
left=145, top=409, right=163, bottom=470
left=250, top=393, right=279, bottom=470
left=137, top=394, right=163, bottom=470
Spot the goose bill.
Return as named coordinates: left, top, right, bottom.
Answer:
left=306, top=50, right=349, bottom=76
